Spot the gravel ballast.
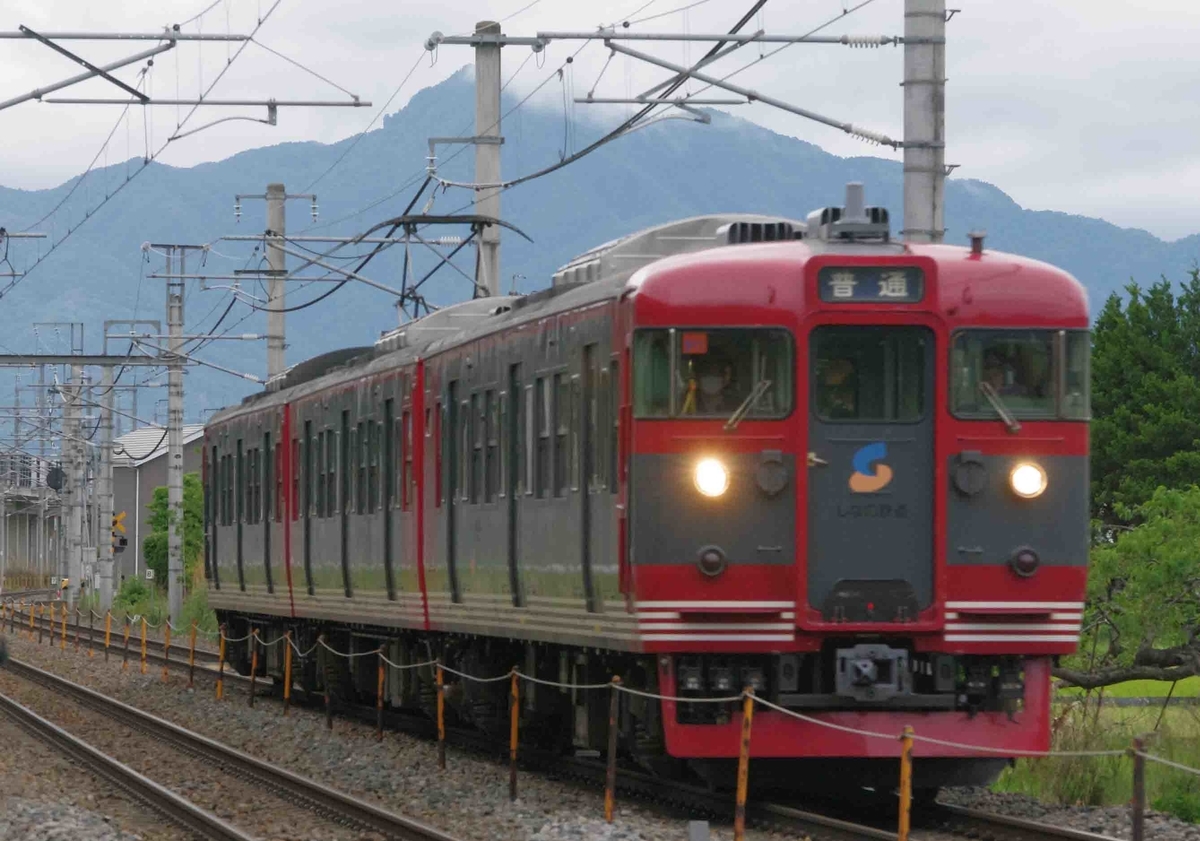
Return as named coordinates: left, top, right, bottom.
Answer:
left=0, top=711, right=189, bottom=841
left=0, top=631, right=801, bottom=841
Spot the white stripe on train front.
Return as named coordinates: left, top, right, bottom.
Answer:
left=945, top=601, right=1084, bottom=610
left=636, top=600, right=795, bottom=610
left=640, top=633, right=796, bottom=642
left=944, top=634, right=1080, bottom=643
left=945, top=622, right=1082, bottom=632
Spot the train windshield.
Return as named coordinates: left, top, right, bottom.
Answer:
left=951, top=330, right=1089, bottom=420
left=633, top=328, right=793, bottom=419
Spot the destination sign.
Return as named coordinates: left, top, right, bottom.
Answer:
left=817, top=266, right=925, bottom=303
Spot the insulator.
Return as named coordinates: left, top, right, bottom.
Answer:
left=847, top=126, right=897, bottom=148
left=310, top=198, right=319, bottom=222
left=234, top=201, right=241, bottom=223
left=842, top=35, right=886, bottom=48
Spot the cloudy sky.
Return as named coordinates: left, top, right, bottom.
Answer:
left=1, top=0, right=1197, bottom=240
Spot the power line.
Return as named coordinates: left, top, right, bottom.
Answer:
left=303, top=50, right=426, bottom=192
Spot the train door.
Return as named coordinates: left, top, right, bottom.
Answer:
left=445, top=380, right=461, bottom=602
left=805, top=325, right=934, bottom=620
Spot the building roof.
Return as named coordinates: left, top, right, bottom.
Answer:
left=113, top=425, right=205, bottom=468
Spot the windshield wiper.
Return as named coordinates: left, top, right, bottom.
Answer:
left=978, top=381, right=1021, bottom=433
left=724, top=379, right=773, bottom=432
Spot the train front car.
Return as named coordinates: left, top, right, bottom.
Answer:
left=625, top=187, right=1089, bottom=793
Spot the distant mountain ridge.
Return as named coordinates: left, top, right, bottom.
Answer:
left=0, top=66, right=1196, bottom=415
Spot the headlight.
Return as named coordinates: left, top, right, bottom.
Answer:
left=1010, top=462, right=1047, bottom=498
left=694, top=458, right=729, bottom=497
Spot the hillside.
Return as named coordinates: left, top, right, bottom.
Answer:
left=0, top=66, right=1196, bottom=415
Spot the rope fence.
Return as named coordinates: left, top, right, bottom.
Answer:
left=0, top=597, right=1191, bottom=841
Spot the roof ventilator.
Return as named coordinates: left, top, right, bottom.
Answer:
left=716, top=220, right=800, bottom=245
left=806, top=182, right=891, bottom=243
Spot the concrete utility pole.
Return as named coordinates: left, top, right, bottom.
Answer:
left=902, top=0, right=947, bottom=243
left=64, top=364, right=83, bottom=606
left=166, top=251, right=185, bottom=623
left=266, top=182, right=287, bottom=380
left=97, top=364, right=114, bottom=611
left=474, top=20, right=503, bottom=297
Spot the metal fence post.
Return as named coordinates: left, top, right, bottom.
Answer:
left=248, top=628, right=259, bottom=708
left=283, top=631, right=293, bottom=716
left=139, top=617, right=148, bottom=674
left=320, top=634, right=332, bottom=730
left=898, top=725, right=915, bottom=841
left=1131, top=737, right=1145, bottom=841
left=104, top=612, right=112, bottom=662
left=605, top=676, right=621, bottom=823
left=162, top=620, right=172, bottom=682
left=122, top=617, right=131, bottom=671
left=733, top=689, right=755, bottom=841
left=188, top=622, right=197, bottom=689
left=437, top=663, right=446, bottom=770
left=376, top=647, right=386, bottom=742
left=509, top=668, right=519, bottom=802
left=87, top=610, right=94, bottom=657
left=216, top=625, right=226, bottom=700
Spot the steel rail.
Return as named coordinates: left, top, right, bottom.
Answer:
left=4, top=657, right=461, bottom=841
left=0, top=689, right=255, bottom=841
left=924, top=803, right=1124, bottom=841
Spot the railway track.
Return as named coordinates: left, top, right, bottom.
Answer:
left=0, top=656, right=461, bottom=841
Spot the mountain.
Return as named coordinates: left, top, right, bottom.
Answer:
left=0, top=65, right=1196, bottom=418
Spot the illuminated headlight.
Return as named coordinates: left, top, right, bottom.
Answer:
left=694, top=458, right=730, bottom=497
left=1010, top=462, right=1048, bottom=499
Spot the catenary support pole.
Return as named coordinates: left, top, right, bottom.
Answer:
left=473, top=20, right=502, bottom=297
left=166, top=251, right=186, bottom=623
left=265, top=182, right=287, bottom=379
left=901, top=0, right=946, bottom=243
left=65, top=364, right=84, bottom=608
left=97, top=364, right=114, bottom=612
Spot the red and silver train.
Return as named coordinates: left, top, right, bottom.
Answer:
left=205, top=184, right=1089, bottom=793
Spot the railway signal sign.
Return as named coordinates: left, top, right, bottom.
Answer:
left=112, top=511, right=129, bottom=554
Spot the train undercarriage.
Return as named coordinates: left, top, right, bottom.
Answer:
left=217, top=611, right=1026, bottom=796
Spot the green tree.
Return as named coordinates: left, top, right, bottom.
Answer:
left=1091, top=268, right=1200, bottom=527
left=143, top=472, right=204, bottom=586
left=1057, top=486, right=1200, bottom=688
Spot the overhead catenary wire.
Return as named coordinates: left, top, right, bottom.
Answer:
left=2, top=0, right=286, bottom=300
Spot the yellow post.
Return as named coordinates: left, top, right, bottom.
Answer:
left=248, top=628, right=259, bottom=707
left=509, top=669, right=520, bottom=802
left=104, top=612, right=112, bottom=663
left=898, top=725, right=914, bottom=841
left=162, top=622, right=172, bottom=682
left=733, top=688, right=755, bottom=841
left=604, top=676, right=621, bottom=823
left=188, top=623, right=197, bottom=690
left=436, top=664, right=446, bottom=770
left=283, top=631, right=293, bottom=715
left=31, top=603, right=38, bottom=643
left=376, top=648, right=386, bottom=741
left=122, top=618, right=131, bottom=671
left=73, top=606, right=80, bottom=651
left=60, top=602, right=66, bottom=651
left=140, top=617, right=148, bottom=675
left=216, top=625, right=226, bottom=700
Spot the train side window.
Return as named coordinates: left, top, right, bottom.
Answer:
left=327, top=429, right=338, bottom=516
left=435, top=401, right=443, bottom=507
left=463, top=396, right=476, bottom=503
left=485, top=389, right=499, bottom=503
left=554, top=373, right=569, bottom=497
left=274, top=440, right=283, bottom=523
left=291, top=439, right=300, bottom=521
left=400, top=411, right=412, bottom=510
left=535, top=378, right=549, bottom=498
left=236, top=440, right=245, bottom=523
left=609, top=360, right=620, bottom=494
left=314, top=432, right=325, bottom=517
left=369, top=421, right=381, bottom=514
left=498, top=388, right=507, bottom=499
left=591, top=352, right=604, bottom=490
left=569, top=374, right=581, bottom=492
left=304, top=421, right=314, bottom=518
left=353, top=421, right=364, bottom=515
left=1062, top=331, right=1090, bottom=419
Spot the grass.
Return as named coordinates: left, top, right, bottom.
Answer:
left=995, top=695, right=1200, bottom=821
